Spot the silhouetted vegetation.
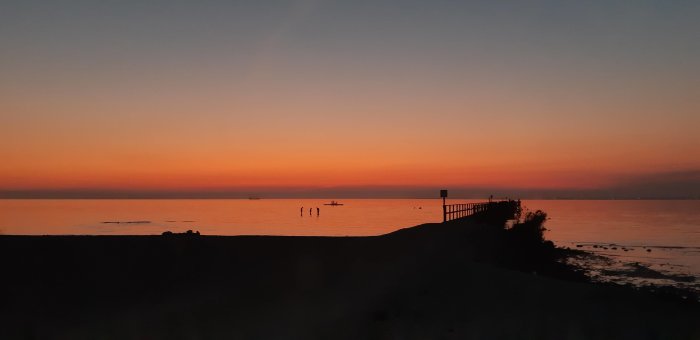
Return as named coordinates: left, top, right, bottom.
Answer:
left=509, top=209, right=548, bottom=244
left=468, top=206, right=585, bottom=283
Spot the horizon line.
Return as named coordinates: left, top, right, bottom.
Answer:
left=1, top=190, right=697, bottom=200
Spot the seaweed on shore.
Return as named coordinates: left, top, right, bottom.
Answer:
left=601, top=262, right=696, bottom=283
left=560, top=244, right=700, bottom=303
left=485, top=204, right=700, bottom=304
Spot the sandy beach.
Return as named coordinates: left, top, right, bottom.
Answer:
left=1, top=211, right=698, bottom=340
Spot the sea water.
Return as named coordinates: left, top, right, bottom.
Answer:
left=1, top=199, right=698, bottom=291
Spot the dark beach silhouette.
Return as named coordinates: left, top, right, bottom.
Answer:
left=0, top=201, right=698, bottom=339
left=161, top=229, right=200, bottom=237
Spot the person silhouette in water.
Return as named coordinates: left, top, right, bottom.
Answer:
left=309, top=207, right=312, bottom=216
left=316, top=207, right=320, bottom=216
left=301, top=207, right=303, bottom=216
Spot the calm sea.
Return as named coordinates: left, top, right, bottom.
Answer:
left=1, top=199, right=698, bottom=290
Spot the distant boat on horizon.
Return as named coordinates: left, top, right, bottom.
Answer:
left=248, top=197, right=261, bottom=200
left=324, top=201, right=344, bottom=206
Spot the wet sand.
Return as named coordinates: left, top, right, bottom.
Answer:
left=1, top=217, right=699, bottom=339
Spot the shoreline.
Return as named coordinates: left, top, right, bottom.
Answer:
left=2, top=214, right=699, bottom=339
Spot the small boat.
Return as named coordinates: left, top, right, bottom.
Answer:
left=324, top=201, right=344, bottom=206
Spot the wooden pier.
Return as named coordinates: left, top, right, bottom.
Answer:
left=439, top=190, right=520, bottom=223
left=443, top=202, right=493, bottom=222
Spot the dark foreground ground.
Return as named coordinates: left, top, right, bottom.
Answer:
left=1, top=217, right=699, bottom=339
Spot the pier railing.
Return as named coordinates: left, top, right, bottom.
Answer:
left=443, top=202, right=491, bottom=222
left=442, top=200, right=520, bottom=222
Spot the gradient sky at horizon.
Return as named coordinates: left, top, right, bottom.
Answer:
left=2, top=0, right=699, bottom=193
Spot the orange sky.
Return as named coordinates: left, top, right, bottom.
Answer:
left=1, top=1, right=699, bottom=195
left=3, top=93, right=697, bottom=191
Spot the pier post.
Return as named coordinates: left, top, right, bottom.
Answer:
left=440, top=190, right=448, bottom=222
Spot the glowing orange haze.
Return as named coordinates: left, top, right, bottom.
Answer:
left=2, top=82, right=699, bottom=192
left=2, top=41, right=699, bottom=193
left=2, top=95, right=698, bottom=192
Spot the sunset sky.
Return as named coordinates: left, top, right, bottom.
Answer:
left=2, top=1, right=699, bottom=197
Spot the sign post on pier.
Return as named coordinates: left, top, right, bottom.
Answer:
left=440, top=190, right=448, bottom=222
